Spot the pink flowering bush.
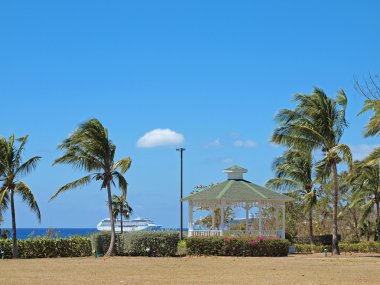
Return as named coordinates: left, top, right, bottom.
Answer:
left=187, top=235, right=289, bottom=257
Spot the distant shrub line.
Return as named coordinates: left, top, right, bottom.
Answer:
left=0, top=237, right=92, bottom=258
left=295, top=242, right=380, bottom=254
left=186, top=236, right=290, bottom=256
left=293, top=235, right=342, bottom=246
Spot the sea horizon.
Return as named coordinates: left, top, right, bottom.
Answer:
left=1, top=227, right=188, bottom=239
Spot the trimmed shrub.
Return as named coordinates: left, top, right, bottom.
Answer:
left=293, top=235, right=341, bottom=245
left=294, top=244, right=326, bottom=253
left=186, top=236, right=289, bottom=257
left=0, top=237, right=92, bottom=259
left=295, top=242, right=380, bottom=254
left=92, top=231, right=180, bottom=257
left=339, top=242, right=380, bottom=253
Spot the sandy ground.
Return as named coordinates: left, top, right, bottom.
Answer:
left=0, top=254, right=379, bottom=285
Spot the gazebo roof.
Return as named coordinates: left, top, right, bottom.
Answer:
left=182, top=165, right=293, bottom=203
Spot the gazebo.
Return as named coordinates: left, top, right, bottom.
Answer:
left=182, top=165, right=293, bottom=238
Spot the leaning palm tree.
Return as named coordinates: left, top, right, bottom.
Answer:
left=0, top=135, right=41, bottom=258
left=346, top=161, right=380, bottom=241
left=272, top=88, right=352, bottom=254
left=112, top=194, right=133, bottom=234
left=51, top=119, right=131, bottom=256
left=266, top=149, right=317, bottom=245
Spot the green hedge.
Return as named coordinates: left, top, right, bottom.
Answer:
left=92, top=231, right=180, bottom=257
left=295, top=242, right=380, bottom=253
left=186, top=236, right=289, bottom=257
left=0, top=237, right=92, bottom=258
left=295, top=244, right=327, bottom=253
left=339, top=242, right=380, bottom=253
left=293, top=235, right=341, bottom=245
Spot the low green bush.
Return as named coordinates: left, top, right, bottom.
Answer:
left=294, top=244, right=326, bottom=253
left=186, top=236, right=289, bottom=257
left=293, top=235, right=341, bottom=245
left=0, top=237, right=92, bottom=258
left=295, top=242, right=380, bottom=254
left=339, top=242, right=380, bottom=253
left=92, top=231, right=180, bottom=257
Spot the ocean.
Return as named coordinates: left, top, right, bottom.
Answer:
left=1, top=228, right=186, bottom=239
left=2, top=228, right=98, bottom=239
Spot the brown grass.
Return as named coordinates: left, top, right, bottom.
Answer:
left=0, top=254, right=379, bottom=285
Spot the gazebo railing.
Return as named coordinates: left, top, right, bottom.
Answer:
left=189, top=229, right=285, bottom=238
left=190, top=230, right=223, bottom=237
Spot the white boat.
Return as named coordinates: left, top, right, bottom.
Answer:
left=96, top=217, right=162, bottom=232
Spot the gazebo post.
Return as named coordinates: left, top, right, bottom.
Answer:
left=275, top=206, right=279, bottom=238
left=211, top=207, right=215, bottom=230
left=281, top=204, right=286, bottom=239
left=188, top=201, right=193, bottom=237
left=220, top=204, right=225, bottom=235
left=245, top=202, right=249, bottom=233
left=258, top=202, right=262, bottom=235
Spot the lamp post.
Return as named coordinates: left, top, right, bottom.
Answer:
left=176, top=147, right=185, bottom=240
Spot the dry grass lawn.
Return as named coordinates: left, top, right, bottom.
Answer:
left=0, top=254, right=379, bottom=285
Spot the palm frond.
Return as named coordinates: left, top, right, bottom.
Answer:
left=113, top=157, right=132, bottom=173
left=15, top=181, right=41, bottom=222
left=16, top=156, right=42, bottom=177
left=50, top=175, right=93, bottom=201
left=112, top=171, right=128, bottom=197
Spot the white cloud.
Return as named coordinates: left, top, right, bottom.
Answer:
left=137, top=128, right=184, bottom=148
left=234, top=139, right=257, bottom=148
left=204, top=138, right=222, bottom=149
left=221, top=157, right=234, bottom=164
left=350, top=144, right=380, bottom=160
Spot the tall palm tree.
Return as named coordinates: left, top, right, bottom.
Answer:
left=111, top=194, right=133, bottom=234
left=0, top=135, right=41, bottom=258
left=347, top=161, right=380, bottom=241
left=51, top=119, right=131, bottom=257
left=272, top=88, right=352, bottom=254
left=266, top=149, right=317, bottom=245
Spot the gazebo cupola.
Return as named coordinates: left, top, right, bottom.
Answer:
left=224, top=165, right=247, bottom=180
left=182, top=165, right=293, bottom=238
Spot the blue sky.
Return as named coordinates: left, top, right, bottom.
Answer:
left=1, top=1, right=380, bottom=228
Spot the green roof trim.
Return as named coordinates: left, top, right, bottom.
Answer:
left=183, top=179, right=293, bottom=202
left=224, top=165, right=247, bottom=171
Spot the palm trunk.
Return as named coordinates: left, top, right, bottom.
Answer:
left=120, top=206, right=123, bottom=234
left=105, top=182, right=116, bottom=257
left=376, top=200, right=380, bottom=241
left=309, top=207, right=314, bottom=245
left=332, top=163, right=340, bottom=255
left=10, top=190, right=19, bottom=258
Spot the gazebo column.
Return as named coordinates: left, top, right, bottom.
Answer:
left=220, top=204, right=225, bottom=235
left=211, top=207, right=215, bottom=230
left=258, top=202, right=262, bottom=235
left=281, top=204, right=286, bottom=239
left=245, top=202, right=249, bottom=233
left=275, top=206, right=279, bottom=238
left=188, top=201, right=193, bottom=237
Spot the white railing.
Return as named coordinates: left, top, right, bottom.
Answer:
left=189, top=229, right=285, bottom=238
left=190, top=230, right=223, bottom=237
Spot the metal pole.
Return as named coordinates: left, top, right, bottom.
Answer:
left=176, top=148, right=186, bottom=240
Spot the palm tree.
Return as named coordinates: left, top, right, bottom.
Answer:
left=0, top=135, right=41, bottom=258
left=51, top=119, right=131, bottom=256
left=272, top=88, right=352, bottom=254
left=111, top=194, right=133, bottom=234
left=266, top=149, right=317, bottom=245
left=346, top=161, right=380, bottom=241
